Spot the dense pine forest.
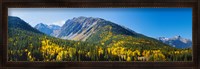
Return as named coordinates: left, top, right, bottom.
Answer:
left=8, top=16, right=192, bottom=61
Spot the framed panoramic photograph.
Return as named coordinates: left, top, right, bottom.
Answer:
left=7, top=8, right=193, bottom=62
left=1, top=0, right=200, bottom=69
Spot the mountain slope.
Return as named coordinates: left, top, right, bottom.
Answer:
left=8, top=16, right=42, bottom=34
left=8, top=16, right=46, bottom=61
left=56, top=16, right=102, bottom=40
left=157, top=36, right=192, bottom=48
left=55, top=16, right=143, bottom=41
left=54, top=17, right=167, bottom=46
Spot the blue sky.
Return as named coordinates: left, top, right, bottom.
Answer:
left=8, top=8, right=192, bottom=40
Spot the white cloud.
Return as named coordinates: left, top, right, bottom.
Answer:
left=51, top=20, right=66, bottom=26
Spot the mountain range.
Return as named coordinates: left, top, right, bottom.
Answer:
left=33, top=16, right=192, bottom=49
left=8, top=16, right=192, bottom=49
left=157, top=36, right=192, bottom=49
left=34, top=16, right=140, bottom=41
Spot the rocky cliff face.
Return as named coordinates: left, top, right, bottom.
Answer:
left=56, top=16, right=102, bottom=41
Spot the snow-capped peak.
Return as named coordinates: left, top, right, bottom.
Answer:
left=157, top=36, right=192, bottom=49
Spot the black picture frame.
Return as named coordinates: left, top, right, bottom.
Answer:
left=0, top=0, right=200, bottom=69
